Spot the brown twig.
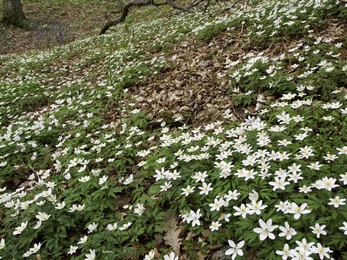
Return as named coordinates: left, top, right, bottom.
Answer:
left=100, top=0, right=196, bottom=35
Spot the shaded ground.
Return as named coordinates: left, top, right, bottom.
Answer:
left=0, top=1, right=116, bottom=55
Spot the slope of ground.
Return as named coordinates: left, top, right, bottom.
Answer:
left=0, top=0, right=347, bottom=259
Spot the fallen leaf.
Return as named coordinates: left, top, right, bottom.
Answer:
left=154, top=233, right=163, bottom=247
left=163, top=218, right=182, bottom=255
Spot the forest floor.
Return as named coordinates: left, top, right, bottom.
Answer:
left=1, top=0, right=347, bottom=259
left=0, top=0, right=124, bottom=54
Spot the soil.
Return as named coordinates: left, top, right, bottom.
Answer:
left=0, top=1, right=110, bottom=55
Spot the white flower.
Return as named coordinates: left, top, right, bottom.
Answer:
left=164, top=252, right=178, bottom=260
left=134, top=203, right=145, bottom=215
left=192, top=171, right=208, bottom=183
left=315, top=177, right=339, bottom=191
left=181, top=185, right=195, bottom=196
left=144, top=249, right=155, bottom=260
left=218, top=213, right=231, bottom=222
left=0, top=161, right=7, bottom=167
left=288, top=163, right=301, bottom=174
left=269, top=176, right=290, bottom=191
left=209, top=221, right=221, bottom=231
left=340, top=173, right=347, bottom=184
left=55, top=201, right=66, bottom=209
left=69, top=204, right=85, bottom=212
left=78, top=176, right=90, bottom=182
left=119, top=222, right=132, bottom=231
left=98, top=175, right=108, bottom=185
left=198, top=182, right=213, bottom=195
left=153, top=167, right=168, bottom=181
left=323, top=116, right=333, bottom=121
left=253, top=218, right=278, bottom=240
left=4, top=200, right=14, bottom=208
left=69, top=204, right=77, bottom=212
left=36, top=212, right=50, bottom=221
left=33, top=220, right=42, bottom=229
left=295, top=238, right=315, bottom=253
left=325, top=67, right=334, bottom=72
left=77, top=235, right=88, bottom=244
left=209, top=197, right=225, bottom=211
left=249, top=189, right=259, bottom=202
left=291, top=248, right=313, bottom=260
left=123, top=174, right=134, bottom=185
left=13, top=221, right=28, bottom=235
left=166, top=169, right=181, bottom=180
left=247, top=200, right=267, bottom=215
left=85, top=249, right=96, bottom=260
left=233, top=204, right=249, bottom=218
left=76, top=204, right=85, bottom=211
left=87, top=222, right=98, bottom=233
left=276, top=243, right=291, bottom=260
left=225, top=240, right=245, bottom=260
left=29, top=242, right=41, bottom=253
left=187, top=209, right=202, bottom=227
left=106, top=223, right=118, bottom=231
left=224, top=190, right=240, bottom=201
left=328, top=196, right=346, bottom=208
left=311, top=243, right=332, bottom=259
left=0, top=238, right=5, bottom=250
left=289, top=202, right=311, bottom=219
left=91, top=169, right=102, bottom=176
left=278, top=139, right=292, bottom=146
left=22, top=250, right=33, bottom=257
left=279, top=222, right=297, bottom=240
left=340, top=222, right=347, bottom=235
left=288, top=172, right=303, bottom=183
left=67, top=245, right=78, bottom=254
left=299, top=185, right=312, bottom=194
left=337, top=146, right=347, bottom=155
left=307, top=162, right=322, bottom=170
left=160, top=181, right=172, bottom=192
left=310, top=223, right=327, bottom=238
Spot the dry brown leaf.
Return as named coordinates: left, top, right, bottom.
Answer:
left=154, top=233, right=163, bottom=247
left=153, top=247, right=160, bottom=258
left=163, top=227, right=182, bottom=255
left=163, top=218, right=182, bottom=255
left=197, top=251, right=205, bottom=260
left=185, top=231, right=194, bottom=241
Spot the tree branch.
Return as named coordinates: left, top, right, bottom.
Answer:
left=99, top=0, right=197, bottom=35
left=100, top=0, right=152, bottom=35
left=188, top=0, right=206, bottom=9
left=166, top=0, right=193, bottom=13
left=202, top=0, right=210, bottom=13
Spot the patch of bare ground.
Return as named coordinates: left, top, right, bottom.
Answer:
left=131, top=36, right=244, bottom=126
left=120, top=17, right=347, bottom=129
left=0, top=1, right=113, bottom=55
left=125, top=32, right=283, bottom=127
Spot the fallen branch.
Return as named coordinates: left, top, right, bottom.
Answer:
left=99, top=0, right=199, bottom=35
left=166, top=0, right=194, bottom=13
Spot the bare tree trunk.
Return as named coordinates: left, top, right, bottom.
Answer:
left=1, top=0, right=26, bottom=27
